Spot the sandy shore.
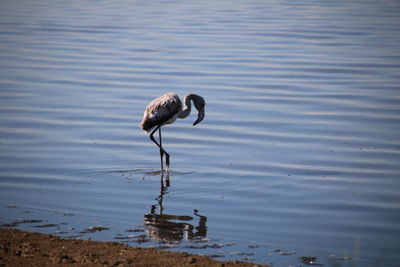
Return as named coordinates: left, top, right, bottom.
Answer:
left=0, top=228, right=269, bottom=267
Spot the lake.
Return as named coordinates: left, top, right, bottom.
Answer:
left=1, top=0, right=400, bottom=266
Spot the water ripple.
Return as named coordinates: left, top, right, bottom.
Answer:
left=1, top=0, right=400, bottom=266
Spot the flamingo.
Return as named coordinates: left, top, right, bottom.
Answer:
left=140, top=92, right=206, bottom=170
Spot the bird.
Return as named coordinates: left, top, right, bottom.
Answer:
left=140, top=92, right=206, bottom=170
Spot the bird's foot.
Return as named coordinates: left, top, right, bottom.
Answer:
left=165, top=165, right=170, bottom=172
left=165, top=155, right=170, bottom=170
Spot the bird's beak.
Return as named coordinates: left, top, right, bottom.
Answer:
left=193, top=111, right=205, bottom=126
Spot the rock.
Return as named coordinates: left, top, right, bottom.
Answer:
left=188, top=256, right=196, bottom=264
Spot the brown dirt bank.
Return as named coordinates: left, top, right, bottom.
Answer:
left=0, top=228, right=269, bottom=267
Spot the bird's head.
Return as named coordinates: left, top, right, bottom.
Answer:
left=192, top=95, right=205, bottom=126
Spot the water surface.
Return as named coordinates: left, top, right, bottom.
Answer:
left=1, top=0, right=400, bottom=266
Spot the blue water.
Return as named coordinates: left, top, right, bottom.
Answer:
left=1, top=0, right=400, bottom=266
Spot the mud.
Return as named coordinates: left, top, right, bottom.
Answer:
left=0, top=228, right=269, bottom=267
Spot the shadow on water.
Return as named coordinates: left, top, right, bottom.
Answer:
left=144, top=171, right=208, bottom=244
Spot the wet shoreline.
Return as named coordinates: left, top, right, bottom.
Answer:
left=0, top=228, right=269, bottom=267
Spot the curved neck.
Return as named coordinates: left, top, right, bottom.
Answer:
left=178, top=94, right=194, bottom=119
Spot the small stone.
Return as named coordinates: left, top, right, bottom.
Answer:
left=298, top=256, right=317, bottom=265
left=188, top=257, right=196, bottom=264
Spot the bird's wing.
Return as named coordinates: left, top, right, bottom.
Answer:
left=140, top=93, right=182, bottom=132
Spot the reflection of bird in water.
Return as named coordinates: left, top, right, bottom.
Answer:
left=140, top=93, right=206, bottom=170
left=144, top=173, right=207, bottom=243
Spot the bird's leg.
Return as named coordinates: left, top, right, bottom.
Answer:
left=164, top=146, right=170, bottom=170
left=157, top=127, right=170, bottom=170
left=150, top=126, right=170, bottom=171
left=165, top=153, right=170, bottom=170
left=158, top=127, right=164, bottom=171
